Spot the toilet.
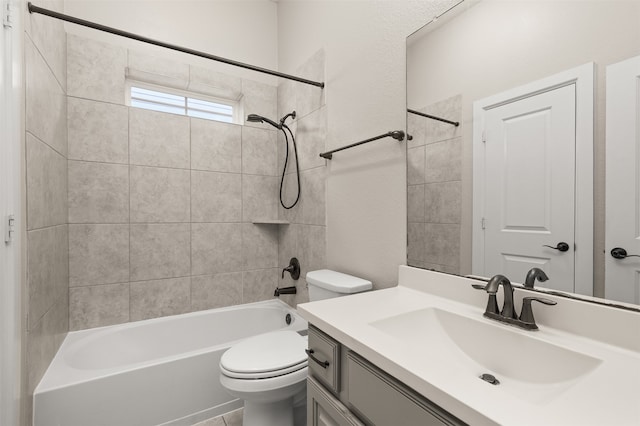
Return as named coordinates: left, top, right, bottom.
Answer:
left=219, top=269, right=372, bottom=426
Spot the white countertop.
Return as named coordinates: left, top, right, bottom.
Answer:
left=297, top=266, right=640, bottom=426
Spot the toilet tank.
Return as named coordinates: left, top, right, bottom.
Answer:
left=306, top=270, right=372, bottom=301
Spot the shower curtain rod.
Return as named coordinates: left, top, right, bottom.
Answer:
left=27, top=2, right=325, bottom=89
left=319, top=131, right=408, bottom=160
left=407, top=109, right=459, bottom=127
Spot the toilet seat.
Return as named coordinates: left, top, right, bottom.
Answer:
left=220, top=331, right=308, bottom=380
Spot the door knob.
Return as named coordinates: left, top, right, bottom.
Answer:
left=543, top=242, right=570, bottom=252
left=610, top=247, right=640, bottom=259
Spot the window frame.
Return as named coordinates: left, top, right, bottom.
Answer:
left=125, top=79, right=241, bottom=124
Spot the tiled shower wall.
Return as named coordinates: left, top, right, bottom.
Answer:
left=66, top=34, right=327, bottom=330
left=277, top=50, right=327, bottom=306
left=407, top=95, right=462, bottom=274
left=23, top=1, right=69, bottom=423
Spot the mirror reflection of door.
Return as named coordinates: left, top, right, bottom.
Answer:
left=472, top=64, right=594, bottom=294
left=605, top=55, right=640, bottom=304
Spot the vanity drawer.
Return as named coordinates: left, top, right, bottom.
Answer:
left=307, top=325, right=340, bottom=394
left=347, top=352, right=465, bottom=426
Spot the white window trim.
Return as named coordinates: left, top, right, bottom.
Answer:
left=125, top=79, right=241, bottom=124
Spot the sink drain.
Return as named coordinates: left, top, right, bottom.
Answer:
left=479, top=373, right=500, bottom=385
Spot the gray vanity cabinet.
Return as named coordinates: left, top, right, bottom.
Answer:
left=307, top=325, right=466, bottom=426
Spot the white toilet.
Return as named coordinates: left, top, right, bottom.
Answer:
left=219, top=269, right=372, bottom=426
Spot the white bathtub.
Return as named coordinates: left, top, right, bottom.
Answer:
left=33, top=299, right=307, bottom=426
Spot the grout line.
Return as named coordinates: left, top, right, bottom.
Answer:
left=26, top=130, right=67, bottom=162
left=25, top=31, right=67, bottom=96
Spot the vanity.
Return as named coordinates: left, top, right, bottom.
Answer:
left=298, top=266, right=640, bottom=425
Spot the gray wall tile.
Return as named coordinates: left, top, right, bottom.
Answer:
left=277, top=120, right=298, bottom=176
left=278, top=224, right=299, bottom=271
left=130, top=108, right=190, bottom=169
left=425, top=181, right=461, bottom=224
left=242, top=127, right=278, bottom=176
left=424, top=223, right=460, bottom=268
left=47, top=293, right=69, bottom=351
left=277, top=79, right=296, bottom=125
left=191, top=223, right=243, bottom=275
left=191, top=118, right=242, bottom=173
left=243, top=269, right=278, bottom=304
left=242, top=175, right=278, bottom=222
left=425, top=138, right=461, bottom=183
left=130, top=224, right=191, bottom=281
left=27, top=225, right=68, bottom=329
left=130, top=166, right=190, bottom=223
left=407, top=184, right=425, bottom=223
left=424, top=95, right=462, bottom=145
left=243, top=224, right=278, bottom=270
left=242, top=79, right=277, bottom=130
left=189, top=65, right=242, bottom=100
left=26, top=134, right=67, bottom=230
left=130, top=277, right=191, bottom=321
left=127, top=50, right=189, bottom=88
left=297, top=225, right=325, bottom=281
left=67, top=34, right=126, bottom=104
left=300, top=167, right=326, bottom=226
left=191, top=171, right=241, bottom=223
left=69, top=224, right=129, bottom=287
left=26, top=315, right=54, bottom=395
left=191, top=272, right=242, bottom=311
left=278, top=172, right=302, bottom=223
left=296, top=107, right=327, bottom=171
left=26, top=292, right=68, bottom=393
left=69, top=283, right=130, bottom=330
left=26, top=39, right=67, bottom=157
left=25, top=0, right=67, bottom=91
left=68, top=97, right=128, bottom=163
left=407, top=145, right=426, bottom=185
left=68, top=160, right=129, bottom=223
left=407, top=222, right=425, bottom=263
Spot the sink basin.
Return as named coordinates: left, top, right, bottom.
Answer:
left=369, top=308, right=602, bottom=386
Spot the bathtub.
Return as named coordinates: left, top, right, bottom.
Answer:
left=33, top=299, right=307, bottom=426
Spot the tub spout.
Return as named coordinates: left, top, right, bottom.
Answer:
left=274, top=286, right=297, bottom=296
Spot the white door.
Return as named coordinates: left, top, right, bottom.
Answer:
left=479, top=85, right=576, bottom=293
left=605, top=55, right=640, bottom=304
left=1, top=6, right=22, bottom=426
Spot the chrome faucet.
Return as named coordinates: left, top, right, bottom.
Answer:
left=473, top=274, right=556, bottom=330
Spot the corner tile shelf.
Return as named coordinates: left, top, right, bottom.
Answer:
left=252, top=220, right=290, bottom=225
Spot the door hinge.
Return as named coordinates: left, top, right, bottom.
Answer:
left=3, top=0, right=13, bottom=28
left=481, top=217, right=486, bottom=230
left=5, top=214, right=15, bottom=244
left=482, top=130, right=487, bottom=143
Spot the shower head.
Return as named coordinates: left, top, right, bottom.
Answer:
left=246, top=113, right=280, bottom=129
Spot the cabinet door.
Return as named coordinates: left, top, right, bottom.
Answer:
left=347, top=353, right=465, bottom=426
left=308, top=377, right=363, bottom=426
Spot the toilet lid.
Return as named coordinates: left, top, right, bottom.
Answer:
left=220, top=331, right=307, bottom=376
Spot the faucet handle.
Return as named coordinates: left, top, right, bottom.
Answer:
left=519, top=297, right=557, bottom=328
left=471, top=283, right=499, bottom=315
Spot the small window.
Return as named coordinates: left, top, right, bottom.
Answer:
left=127, top=82, right=237, bottom=124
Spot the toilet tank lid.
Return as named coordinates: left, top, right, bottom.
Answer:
left=306, top=269, right=372, bottom=293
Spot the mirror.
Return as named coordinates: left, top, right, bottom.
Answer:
left=406, top=0, right=640, bottom=308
